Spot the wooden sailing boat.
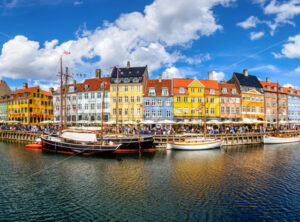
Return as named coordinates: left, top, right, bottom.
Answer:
left=41, top=56, right=121, bottom=155
left=167, top=84, right=223, bottom=150
left=263, top=82, right=300, bottom=144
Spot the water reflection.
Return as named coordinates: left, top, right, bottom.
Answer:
left=0, top=142, right=299, bottom=221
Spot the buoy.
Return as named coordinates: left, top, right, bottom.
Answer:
left=26, top=144, right=42, bottom=149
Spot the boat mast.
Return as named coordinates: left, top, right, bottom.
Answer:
left=115, top=67, right=119, bottom=134
left=204, top=92, right=207, bottom=139
left=60, top=56, right=63, bottom=134
left=276, top=81, right=280, bottom=136
left=64, top=67, right=69, bottom=129
left=101, top=81, right=105, bottom=145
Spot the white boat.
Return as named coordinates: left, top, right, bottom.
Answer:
left=263, top=135, right=300, bottom=144
left=167, top=138, right=224, bottom=150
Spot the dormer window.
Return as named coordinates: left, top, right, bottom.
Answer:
left=210, top=89, right=215, bottom=94
left=162, top=88, right=169, bottom=96
left=133, top=77, right=139, bottom=83
left=232, top=89, right=237, bottom=94
left=84, top=85, right=89, bottom=91
left=120, top=71, right=124, bottom=75
left=69, top=86, right=75, bottom=93
left=179, top=87, right=185, bottom=93
left=124, top=78, right=129, bottom=83
left=221, top=88, right=227, bottom=94
left=148, top=87, right=156, bottom=96
left=266, top=86, right=270, bottom=90
left=280, top=88, right=283, bottom=92
left=273, top=87, right=277, bottom=91
left=114, top=78, right=121, bottom=83
left=137, top=71, right=140, bottom=74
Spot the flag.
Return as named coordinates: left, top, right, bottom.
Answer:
left=64, top=51, right=71, bottom=55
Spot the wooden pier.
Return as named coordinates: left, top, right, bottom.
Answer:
left=0, top=131, right=40, bottom=143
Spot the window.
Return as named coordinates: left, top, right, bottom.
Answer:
left=113, top=109, right=116, bottom=115
left=221, top=97, right=225, bottom=103
left=131, top=108, right=134, bottom=115
left=97, top=103, right=101, bottom=109
left=119, top=108, right=122, bottom=115
left=226, top=97, right=230, bottom=103
left=191, top=108, right=195, bottom=114
left=236, top=98, right=240, bottom=103
left=124, top=78, right=129, bottom=83
left=198, top=88, right=202, bottom=93
left=162, top=88, right=169, bottom=96
left=97, top=92, right=101, bottom=98
left=191, top=97, right=195, bottom=103
left=184, top=107, right=188, bottom=114
left=243, top=106, right=246, bottom=112
left=72, top=105, right=76, bottom=110
left=119, top=97, right=122, bottom=103
left=226, top=107, right=230, bottom=114
left=236, top=107, right=240, bottom=114
left=256, top=96, right=259, bottom=101
left=261, top=107, right=264, bottom=113
left=151, top=100, right=156, bottom=106
left=176, top=97, right=181, bottom=103
left=137, top=96, right=141, bottom=102
left=73, top=96, right=76, bottom=101
left=124, top=108, right=128, bottom=115
left=252, top=106, right=255, bottom=112
left=177, top=107, right=181, bottom=114
left=256, top=107, right=259, bottom=113
left=145, top=100, right=150, bottom=106
left=247, top=96, right=250, bottom=101
left=231, top=107, right=235, bottom=113
left=210, top=89, right=215, bottom=94
left=166, top=110, right=171, bottom=117
left=125, top=96, right=128, bottom=103
left=137, top=108, right=141, bottom=115
left=85, top=104, right=88, bottom=110
left=179, top=88, right=184, bottom=93
left=137, top=86, right=141, bottom=91
left=260, top=97, right=264, bottom=102
left=191, top=88, right=195, bottom=93
left=145, top=110, right=150, bottom=117
left=166, top=99, right=171, bottom=106
left=85, top=93, right=88, bottom=99
left=222, top=88, right=227, bottom=94
left=131, top=86, right=134, bottom=91
left=133, top=77, right=139, bottom=83
left=152, top=110, right=155, bottom=117
left=78, top=104, right=82, bottom=110
left=119, top=86, right=122, bottom=92
left=210, top=98, right=214, bottom=103
left=157, top=100, right=162, bottom=106
left=198, top=97, right=202, bottom=103
left=252, top=96, right=255, bottom=101
left=184, top=97, right=188, bottom=103
left=78, top=94, right=82, bottom=100
left=211, top=108, right=215, bottom=114
left=113, top=86, right=116, bottom=92
left=131, top=96, right=134, bottom=102
left=221, top=107, right=225, bottom=113
left=232, top=89, right=237, bottom=94
left=149, top=87, right=156, bottom=96
left=113, top=97, right=116, bottom=103
left=247, top=106, right=250, bottom=112
left=242, top=95, right=246, bottom=100
left=158, top=110, right=162, bottom=117
left=91, top=93, right=95, bottom=99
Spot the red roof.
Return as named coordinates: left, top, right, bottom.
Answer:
left=283, top=87, right=300, bottom=95
left=14, top=86, right=38, bottom=95
left=173, top=78, right=193, bottom=95
left=260, top=81, right=286, bottom=93
left=76, top=77, right=111, bottom=92
left=218, top=83, right=240, bottom=96
left=144, top=79, right=172, bottom=96
left=200, top=80, right=220, bottom=95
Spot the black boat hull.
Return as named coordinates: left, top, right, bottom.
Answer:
left=41, top=137, right=120, bottom=156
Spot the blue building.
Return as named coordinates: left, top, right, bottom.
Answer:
left=285, top=87, right=300, bottom=121
left=143, top=76, right=173, bottom=121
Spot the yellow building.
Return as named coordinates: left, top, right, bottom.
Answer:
left=8, top=84, right=53, bottom=125
left=173, top=78, right=219, bottom=121
left=228, top=69, right=265, bottom=121
left=110, top=62, right=148, bottom=123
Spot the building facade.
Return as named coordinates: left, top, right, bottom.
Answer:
left=285, top=87, right=300, bottom=121
left=143, top=76, right=173, bottom=121
left=228, top=69, right=265, bottom=120
left=218, top=83, right=241, bottom=121
left=110, top=62, right=148, bottom=123
left=8, top=84, right=53, bottom=125
left=173, top=78, right=206, bottom=121
left=260, top=78, right=288, bottom=123
left=0, top=80, right=12, bottom=97
left=0, top=95, right=10, bottom=121
left=53, top=71, right=110, bottom=123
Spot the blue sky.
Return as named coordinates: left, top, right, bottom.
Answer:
left=1, top=0, right=300, bottom=91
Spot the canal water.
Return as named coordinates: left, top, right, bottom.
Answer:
left=0, top=142, right=299, bottom=221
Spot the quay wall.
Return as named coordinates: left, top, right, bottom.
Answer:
left=0, top=130, right=300, bottom=148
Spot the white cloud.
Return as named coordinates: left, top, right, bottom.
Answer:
left=283, top=83, right=299, bottom=89
left=294, top=67, right=300, bottom=72
left=0, top=0, right=234, bottom=82
left=74, top=1, right=83, bottom=5
left=212, top=71, right=225, bottom=81
left=162, top=67, right=184, bottom=79
left=249, top=64, right=279, bottom=72
left=275, top=34, right=300, bottom=58
left=250, top=31, right=265, bottom=40
left=237, top=16, right=261, bottom=29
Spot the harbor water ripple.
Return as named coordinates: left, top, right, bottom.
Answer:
left=0, top=142, right=299, bottom=221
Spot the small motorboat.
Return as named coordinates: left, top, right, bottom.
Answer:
left=167, top=138, right=224, bottom=151
left=26, top=138, right=42, bottom=150
left=263, top=135, right=300, bottom=144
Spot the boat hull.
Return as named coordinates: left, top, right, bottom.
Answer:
left=263, top=136, right=300, bottom=144
left=167, top=140, right=223, bottom=150
left=104, top=136, right=156, bottom=153
left=41, top=137, right=120, bottom=156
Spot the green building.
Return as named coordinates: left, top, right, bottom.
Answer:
left=0, top=95, right=10, bottom=121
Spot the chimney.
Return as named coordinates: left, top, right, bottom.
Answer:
left=49, top=88, right=54, bottom=93
left=208, top=71, right=213, bottom=80
left=266, top=77, right=270, bottom=83
left=158, top=74, right=162, bottom=83
left=95, top=69, right=102, bottom=79
left=243, top=69, right=248, bottom=77
left=127, top=61, right=130, bottom=69
left=23, top=83, right=28, bottom=89
left=73, top=80, right=76, bottom=85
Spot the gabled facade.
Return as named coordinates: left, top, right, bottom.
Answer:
left=0, top=80, right=12, bottom=97
left=110, top=62, right=148, bottom=123
left=0, top=94, right=10, bottom=121
left=218, top=83, right=241, bottom=121
left=173, top=78, right=206, bottom=121
left=53, top=70, right=110, bottom=123
left=143, top=76, right=173, bottom=121
left=8, top=84, right=53, bottom=125
left=260, top=78, right=288, bottom=123
left=284, top=87, right=300, bottom=121
left=228, top=69, right=265, bottom=120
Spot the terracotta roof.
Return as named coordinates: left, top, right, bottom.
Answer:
left=14, top=86, right=38, bottom=95
left=43, top=90, right=52, bottom=97
left=200, top=80, right=220, bottom=96
left=0, top=94, right=11, bottom=102
left=173, top=79, right=193, bottom=95
left=144, top=79, right=172, bottom=96
left=77, top=77, right=110, bottom=92
left=283, top=87, right=300, bottom=95
left=218, top=83, right=240, bottom=96
left=260, top=81, right=285, bottom=93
